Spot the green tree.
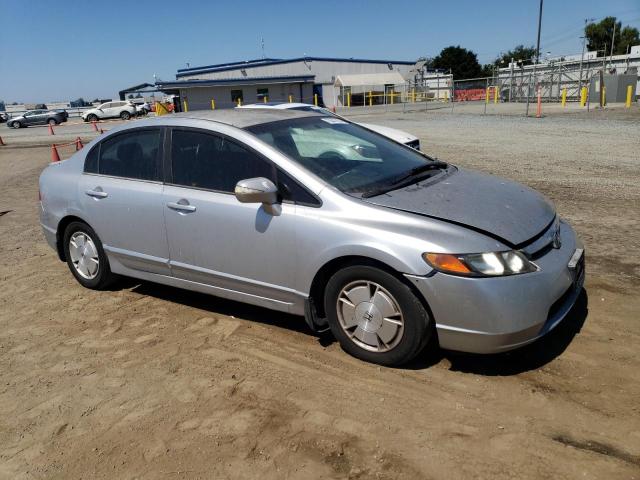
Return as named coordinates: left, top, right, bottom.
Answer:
left=585, top=17, right=640, bottom=56
left=494, top=45, right=537, bottom=66
left=432, top=46, right=483, bottom=79
left=618, top=26, right=640, bottom=54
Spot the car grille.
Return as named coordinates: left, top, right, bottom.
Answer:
left=520, top=218, right=557, bottom=259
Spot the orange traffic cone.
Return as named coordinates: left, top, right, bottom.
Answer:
left=48, top=123, right=55, bottom=135
left=75, top=137, right=84, bottom=150
left=91, top=121, right=98, bottom=132
left=0, top=136, right=5, bottom=146
left=51, top=144, right=60, bottom=162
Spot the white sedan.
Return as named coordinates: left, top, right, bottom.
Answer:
left=237, top=102, right=421, bottom=150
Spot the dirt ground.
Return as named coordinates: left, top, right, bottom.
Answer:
left=1, top=106, right=639, bottom=479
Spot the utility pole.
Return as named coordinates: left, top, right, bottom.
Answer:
left=608, top=22, right=616, bottom=70
left=526, top=0, right=543, bottom=116
left=579, top=18, right=595, bottom=92
left=578, top=36, right=586, bottom=90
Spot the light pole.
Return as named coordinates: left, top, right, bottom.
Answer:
left=526, top=0, right=544, bottom=116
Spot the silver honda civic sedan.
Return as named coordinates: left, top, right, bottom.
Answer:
left=39, top=109, right=585, bottom=366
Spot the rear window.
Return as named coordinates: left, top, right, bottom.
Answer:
left=84, top=129, right=162, bottom=181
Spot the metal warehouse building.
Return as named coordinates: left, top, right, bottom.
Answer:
left=156, top=57, right=415, bottom=110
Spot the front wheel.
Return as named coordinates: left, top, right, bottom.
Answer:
left=11, top=121, right=21, bottom=129
left=325, top=265, right=432, bottom=366
left=87, top=114, right=99, bottom=122
left=120, top=111, right=131, bottom=120
left=63, top=221, right=116, bottom=290
left=48, top=118, right=57, bottom=126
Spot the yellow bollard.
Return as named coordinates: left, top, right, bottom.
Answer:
left=183, top=100, right=188, bottom=112
left=263, top=96, right=267, bottom=103
left=485, top=88, right=490, bottom=104
left=494, top=86, right=498, bottom=104
left=314, top=93, right=318, bottom=106
left=561, top=88, right=567, bottom=107
left=444, top=90, right=449, bottom=101
left=368, top=91, right=372, bottom=107
left=288, top=94, right=293, bottom=103
left=580, top=87, right=587, bottom=107
left=626, top=85, right=633, bottom=108
left=347, top=92, right=351, bottom=108
left=412, top=89, right=416, bottom=103
left=237, top=98, right=242, bottom=107
left=210, top=99, right=215, bottom=110
left=602, top=86, right=606, bottom=106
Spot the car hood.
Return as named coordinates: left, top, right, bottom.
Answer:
left=362, top=167, right=556, bottom=247
left=357, top=123, right=418, bottom=144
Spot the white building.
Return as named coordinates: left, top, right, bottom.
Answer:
left=156, top=56, right=416, bottom=110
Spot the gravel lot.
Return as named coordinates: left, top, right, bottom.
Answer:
left=0, top=105, right=639, bottom=479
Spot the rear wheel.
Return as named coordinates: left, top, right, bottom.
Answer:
left=325, top=265, right=432, bottom=366
left=120, top=111, right=131, bottom=120
left=63, top=221, right=115, bottom=290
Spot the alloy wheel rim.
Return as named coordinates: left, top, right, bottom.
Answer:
left=69, top=232, right=99, bottom=280
left=336, top=280, right=404, bottom=353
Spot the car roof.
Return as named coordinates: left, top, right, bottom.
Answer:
left=238, top=102, right=315, bottom=110
left=171, top=108, right=323, bottom=128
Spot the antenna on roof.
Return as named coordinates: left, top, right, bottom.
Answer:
left=261, top=37, right=265, bottom=59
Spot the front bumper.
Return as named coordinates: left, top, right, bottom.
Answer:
left=406, top=221, right=584, bottom=354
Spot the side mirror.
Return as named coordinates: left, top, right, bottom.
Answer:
left=235, top=177, right=278, bottom=205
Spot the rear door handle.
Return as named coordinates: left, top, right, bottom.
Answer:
left=167, top=201, right=196, bottom=213
left=85, top=189, right=108, bottom=198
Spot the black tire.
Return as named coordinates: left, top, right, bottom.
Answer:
left=62, top=221, right=116, bottom=290
left=11, top=121, right=21, bottom=129
left=120, top=111, right=131, bottom=120
left=48, top=118, right=58, bottom=126
left=87, top=114, right=98, bottom=122
left=324, top=265, right=432, bottom=366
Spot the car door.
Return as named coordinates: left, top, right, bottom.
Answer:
left=78, top=127, right=170, bottom=275
left=162, top=127, right=305, bottom=309
left=23, top=110, right=37, bottom=125
left=98, top=103, right=113, bottom=118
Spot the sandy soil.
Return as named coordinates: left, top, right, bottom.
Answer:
left=0, top=107, right=639, bottom=479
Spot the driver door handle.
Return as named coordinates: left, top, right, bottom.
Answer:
left=85, top=189, right=108, bottom=198
left=167, top=201, right=196, bottom=213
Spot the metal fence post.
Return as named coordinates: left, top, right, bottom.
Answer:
left=525, top=73, right=533, bottom=116
left=484, top=78, right=488, bottom=115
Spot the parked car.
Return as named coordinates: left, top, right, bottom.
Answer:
left=132, top=101, right=151, bottom=116
left=7, top=109, right=68, bottom=128
left=81, top=101, right=136, bottom=122
left=39, top=109, right=585, bottom=366
left=238, top=102, right=421, bottom=150
left=54, top=109, right=69, bottom=121
left=0, top=112, right=7, bottom=123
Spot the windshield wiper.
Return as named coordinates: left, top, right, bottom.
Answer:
left=361, top=161, right=448, bottom=198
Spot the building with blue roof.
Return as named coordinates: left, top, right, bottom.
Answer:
left=157, top=56, right=417, bottom=110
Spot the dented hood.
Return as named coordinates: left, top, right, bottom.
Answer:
left=363, top=168, right=556, bottom=247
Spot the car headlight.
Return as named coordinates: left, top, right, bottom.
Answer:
left=423, top=251, right=538, bottom=277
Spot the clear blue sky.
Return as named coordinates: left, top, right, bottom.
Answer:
left=1, top=0, right=639, bottom=103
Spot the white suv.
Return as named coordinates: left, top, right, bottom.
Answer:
left=82, top=101, right=136, bottom=122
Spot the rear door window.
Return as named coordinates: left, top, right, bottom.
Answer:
left=88, top=129, right=162, bottom=181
